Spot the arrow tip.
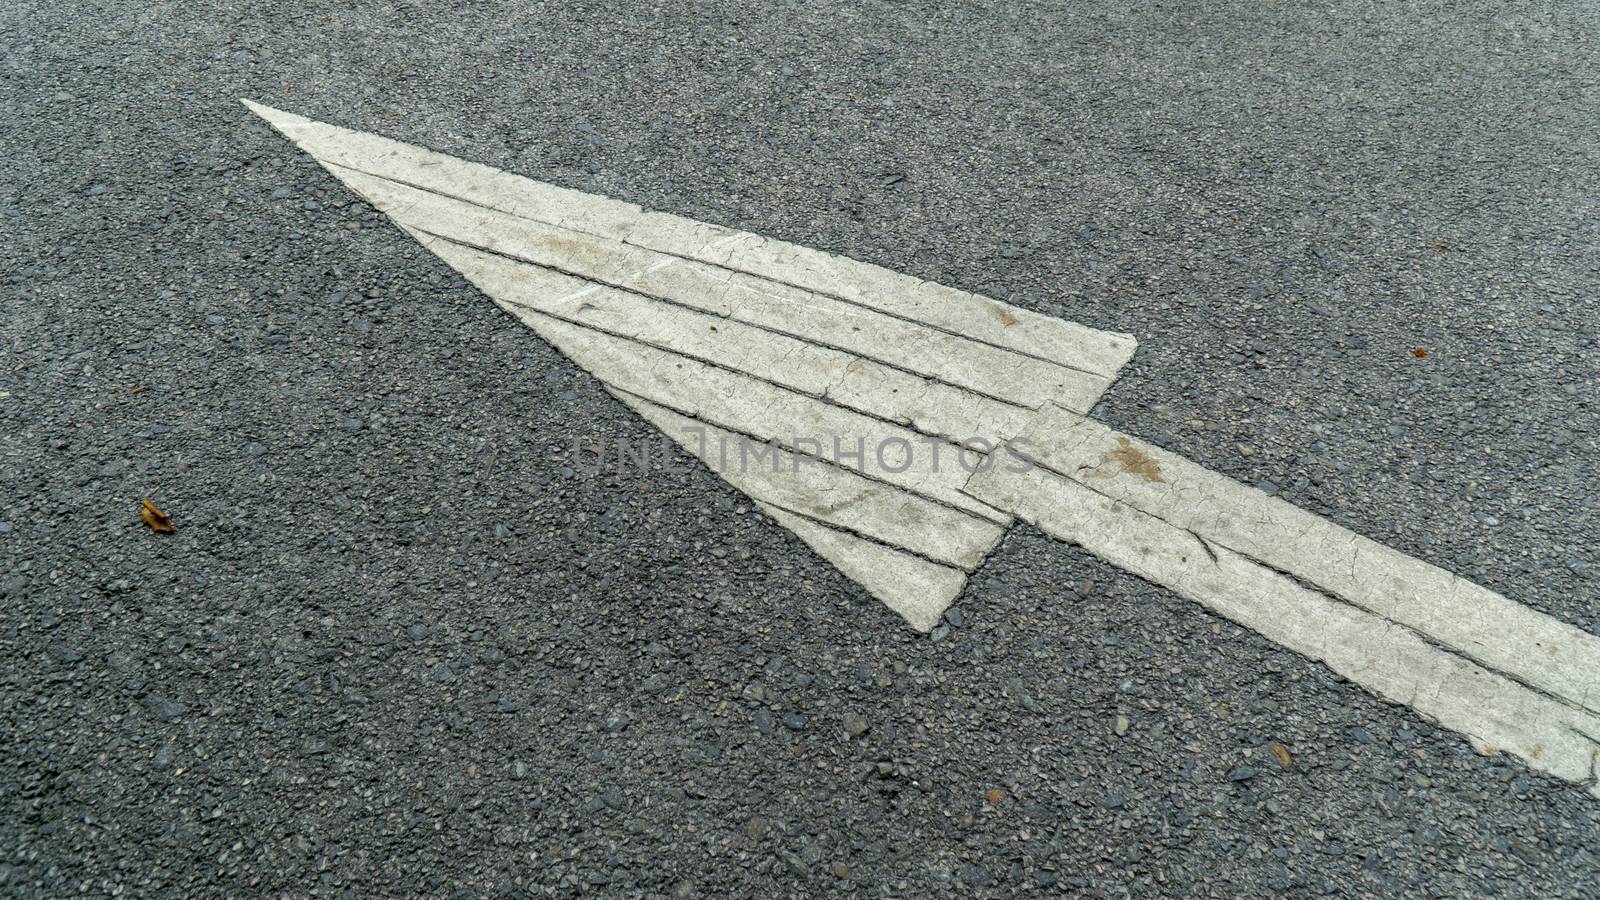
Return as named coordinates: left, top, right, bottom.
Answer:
left=239, top=98, right=310, bottom=131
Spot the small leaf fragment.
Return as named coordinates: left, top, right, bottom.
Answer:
left=984, top=788, right=1007, bottom=805
left=1270, top=743, right=1292, bottom=769
left=140, top=498, right=175, bottom=534
left=1413, top=348, right=1428, bottom=358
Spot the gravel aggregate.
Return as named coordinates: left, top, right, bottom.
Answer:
left=3, top=0, right=1598, bottom=896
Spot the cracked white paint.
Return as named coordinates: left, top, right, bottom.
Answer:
left=240, top=100, right=1135, bottom=375
left=1001, top=404, right=1600, bottom=720
left=416, top=235, right=1038, bottom=445
left=618, top=393, right=1006, bottom=571
left=248, top=100, right=1600, bottom=802
left=491, top=307, right=1013, bottom=523
left=966, top=406, right=1600, bottom=800
left=327, top=163, right=1114, bottom=413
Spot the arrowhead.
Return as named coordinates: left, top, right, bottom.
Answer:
left=244, top=101, right=1136, bottom=629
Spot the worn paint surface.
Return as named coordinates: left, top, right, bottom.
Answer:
left=248, top=101, right=1600, bottom=802
left=1084, top=436, right=1166, bottom=483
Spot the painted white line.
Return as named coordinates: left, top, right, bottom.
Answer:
left=241, top=99, right=1136, bottom=378
left=417, top=234, right=1038, bottom=444
left=1000, top=404, right=1600, bottom=718
left=497, top=308, right=1011, bottom=523
left=760, top=502, right=967, bottom=633
left=965, top=448, right=1600, bottom=796
left=618, top=393, right=1006, bottom=571
left=326, top=163, right=1114, bottom=414
left=964, top=408, right=1600, bottom=799
left=248, top=101, right=1600, bottom=801
left=714, top=241, right=1136, bottom=379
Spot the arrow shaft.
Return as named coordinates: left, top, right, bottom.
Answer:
left=968, top=408, right=1600, bottom=797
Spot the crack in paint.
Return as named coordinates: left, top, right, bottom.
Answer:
left=313, top=156, right=1126, bottom=379
left=997, top=440, right=1600, bottom=724
left=414, top=227, right=1049, bottom=418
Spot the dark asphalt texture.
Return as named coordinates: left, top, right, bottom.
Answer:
left=4, top=0, right=1598, bottom=896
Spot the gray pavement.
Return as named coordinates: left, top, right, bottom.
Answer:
left=3, top=1, right=1598, bottom=896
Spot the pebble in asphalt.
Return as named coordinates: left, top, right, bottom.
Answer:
left=2, top=0, right=1598, bottom=896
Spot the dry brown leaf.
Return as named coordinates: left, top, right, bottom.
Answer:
left=984, top=788, right=1007, bottom=805
left=140, top=498, right=175, bottom=534
left=1270, top=743, right=1292, bottom=769
left=1413, top=348, right=1429, bottom=358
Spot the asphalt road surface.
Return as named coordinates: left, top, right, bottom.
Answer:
left=4, top=1, right=1598, bottom=897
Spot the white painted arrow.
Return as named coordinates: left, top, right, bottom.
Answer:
left=245, top=101, right=1600, bottom=801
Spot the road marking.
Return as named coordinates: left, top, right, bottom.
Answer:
left=328, top=161, right=1116, bottom=413
left=417, top=235, right=1039, bottom=445
left=986, top=404, right=1600, bottom=715
left=966, top=408, right=1600, bottom=796
left=247, top=101, right=1600, bottom=801
left=239, top=100, right=1136, bottom=377
left=759, top=503, right=968, bottom=632
left=619, top=394, right=1007, bottom=572
left=486, top=305, right=1013, bottom=523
